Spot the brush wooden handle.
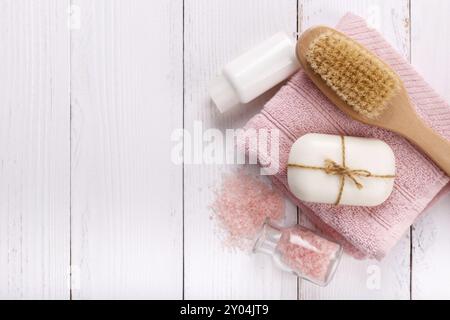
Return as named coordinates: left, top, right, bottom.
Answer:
left=398, top=111, right=450, bottom=176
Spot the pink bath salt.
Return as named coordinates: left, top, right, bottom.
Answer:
left=211, top=169, right=285, bottom=250
left=277, top=226, right=342, bottom=284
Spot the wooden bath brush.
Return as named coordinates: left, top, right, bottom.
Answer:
left=296, top=26, right=450, bottom=176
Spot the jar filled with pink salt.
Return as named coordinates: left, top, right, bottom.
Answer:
left=253, top=222, right=343, bottom=286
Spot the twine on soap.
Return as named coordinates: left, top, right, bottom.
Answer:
left=288, top=136, right=395, bottom=205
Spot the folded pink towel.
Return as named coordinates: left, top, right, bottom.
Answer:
left=244, top=13, right=450, bottom=260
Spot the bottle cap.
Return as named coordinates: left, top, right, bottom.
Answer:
left=209, top=74, right=240, bottom=113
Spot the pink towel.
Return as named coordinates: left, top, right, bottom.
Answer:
left=244, top=13, right=450, bottom=260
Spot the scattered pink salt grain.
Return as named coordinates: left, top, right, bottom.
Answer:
left=277, top=226, right=342, bottom=284
left=211, top=169, right=285, bottom=251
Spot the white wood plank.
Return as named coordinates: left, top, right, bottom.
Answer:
left=70, top=0, right=183, bottom=299
left=0, top=0, right=70, bottom=299
left=183, top=0, right=299, bottom=299
left=298, top=0, right=411, bottom=300
left=410, top=0, right=450, bottom=300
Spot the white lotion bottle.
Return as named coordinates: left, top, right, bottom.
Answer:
left=209, top=33, right=300, bottom=113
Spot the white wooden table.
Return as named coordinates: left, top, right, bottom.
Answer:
left=1, top=0, right=449, bottom=300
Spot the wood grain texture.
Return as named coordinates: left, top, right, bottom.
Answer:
left=70, top=0, right=183, bottom=299
left=0, top=0, right=70, bottom=299
left=183, top=0, right=299, bottom=299
left=297, top=0, right=411, bottom=300
left=411, top=0, right=450, bottom=300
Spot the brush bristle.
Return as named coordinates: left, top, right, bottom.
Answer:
left=306, top=31, right=401, bottom=119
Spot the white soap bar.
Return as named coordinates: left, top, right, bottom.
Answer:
left=287, top=133, right=396, bottom=206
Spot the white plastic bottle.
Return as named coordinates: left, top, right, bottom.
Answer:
left=209, top=33, right=300, bottom=113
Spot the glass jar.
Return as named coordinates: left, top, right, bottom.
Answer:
left=253, top=221, right=343, bottom=286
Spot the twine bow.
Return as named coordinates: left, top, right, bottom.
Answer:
left=288, top=136, right=395, bottom=205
